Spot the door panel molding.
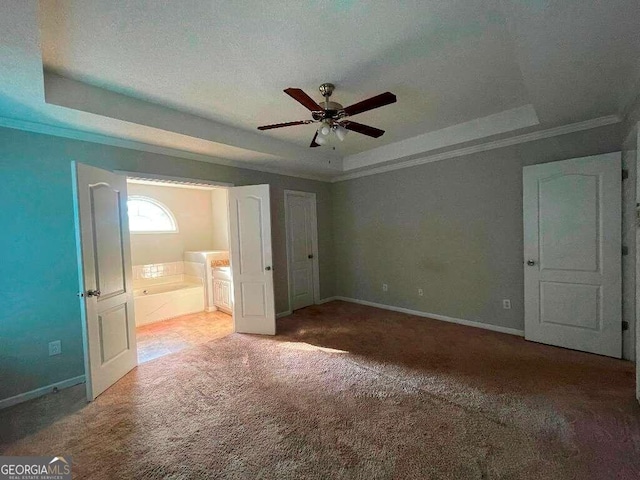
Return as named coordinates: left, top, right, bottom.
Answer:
left=523, top=152, right=621, bottom=357
left=229, top=184, right=276, bottom=335
left=284, top=190, right=320, bottom=312
left=73, top=162, right=138, bottom=400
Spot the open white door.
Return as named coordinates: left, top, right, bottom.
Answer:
left=523, top=153, right=621, bottom=357
left=228, top=185, right=276, bottom=335
left=73, top=162, right=137, bottom=400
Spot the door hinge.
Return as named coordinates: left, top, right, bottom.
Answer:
left=622, top=169, right=629, bottom=180
left=622, top=245, right=629, bottom=256
left=622, top=321, right=629, bottom=331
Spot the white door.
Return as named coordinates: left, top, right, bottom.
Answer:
left=228, top=185, right=276, bottom=335
left=72, top=162, right=137, bottom=400
left=523, top=152, right=621, bottom=357
left=285, top=192, right=318, bottom=311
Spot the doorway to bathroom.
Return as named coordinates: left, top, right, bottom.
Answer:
left=125, top=177, right=233, bottom=364
left=73, top=163, right=277, bottom=400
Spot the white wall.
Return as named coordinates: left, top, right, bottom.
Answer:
left=128, top=183, right=216, bottom=265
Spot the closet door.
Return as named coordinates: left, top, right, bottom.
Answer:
left=523, top=153, right=621, bottom=357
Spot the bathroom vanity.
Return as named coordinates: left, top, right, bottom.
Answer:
left=184, top=250, right=231, bottom=313
left=212, top=266, right=232, bottom=314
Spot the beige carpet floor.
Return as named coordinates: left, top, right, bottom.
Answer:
left=1, top=301, right=639, bottom=479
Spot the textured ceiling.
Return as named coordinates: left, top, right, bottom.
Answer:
left=38, top=0, right=531, bottom=156
left=1, top=0, right=639, bottom=179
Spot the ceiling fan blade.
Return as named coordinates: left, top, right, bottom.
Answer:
left=257, top=120, right=313, bottom=130
left=310, top=131, right=320, bottom=147
left=341, top=120, right=385, bottom=138
left=284, top=88, right=323, bottom=111
left=343, top=92, right=396, bottom=117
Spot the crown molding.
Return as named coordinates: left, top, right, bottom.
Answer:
left=0, top=116, right=332, bottom=182
left=331, top=115, right=621, bottom=182
left=343, top=104, right=540, bottom=171
left=0, top=113, right=622, bottom=184
left=44, top=71, right=343, bottom=168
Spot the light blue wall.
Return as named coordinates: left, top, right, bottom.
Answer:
left=1, top=140, right=84, bottom=400
left=0, top=127, right=334, bottom=401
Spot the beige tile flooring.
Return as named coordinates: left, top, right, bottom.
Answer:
left=136, top=310, right=233, bottom=363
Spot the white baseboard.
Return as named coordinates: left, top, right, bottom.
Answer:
left=0, top=375, right=86, bottom=410
left=316, top=297, right=338, bottom=305
left=333, top=297, right=524, bottom=337
left=278, top=298, right=335, bottom=316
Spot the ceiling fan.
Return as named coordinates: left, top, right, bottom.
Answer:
left=257, top=83, right=397, bottom=147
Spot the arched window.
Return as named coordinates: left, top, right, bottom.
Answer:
left=127, top=196, right=178, bottom=233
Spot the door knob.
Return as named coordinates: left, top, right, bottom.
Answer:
left=526, top=260, right=536, bottom=266
left=87, top=289, right=101, bottom=297
left=308, top=254, right=314, bottom=259
left=265, top=266, right=272, bottom=271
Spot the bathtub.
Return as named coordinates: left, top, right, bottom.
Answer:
left=133, top=282, right=205, bottom=326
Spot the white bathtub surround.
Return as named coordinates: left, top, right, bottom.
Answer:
left=132, top=261, right=206, bottom=326
left=133, top=280, right=202, bottom=295
left=184, top=261, right=205, bottom=279
left=134, top=274, right=188, bottom=289
left=132, top=261, right=202, bottom=288
left=133, top=270, right=202, bottom=288
left=132, top=261, right=184, bottom=280
left=133, top=281, right=205, bottom=326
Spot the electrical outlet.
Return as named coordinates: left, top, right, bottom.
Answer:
left=49, top=340, right=61, bottom=356
left=418, top=288, right=424, bottom=296
left=502, top=299, right=511, bottom=310
left=382, top=283, right=388, bottom=292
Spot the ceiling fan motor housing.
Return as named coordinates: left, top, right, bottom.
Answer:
left=312, top=100, right=345, bottom=121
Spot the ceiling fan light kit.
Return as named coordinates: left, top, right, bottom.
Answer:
left=320, top=122, right=332, bottom=136
left=334, top=124, right=348, bottom=141
left=257, top=83, right=397, bottom=148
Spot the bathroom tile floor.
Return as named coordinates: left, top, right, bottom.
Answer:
left=136, top=310, right=233, bottom=364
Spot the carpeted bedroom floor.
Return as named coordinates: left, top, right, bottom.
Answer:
left=1, top=301, right=639, bottom=479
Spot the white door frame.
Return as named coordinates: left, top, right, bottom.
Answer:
left=115, top=170, right=233, bottom=189
left=80, top=170, right=240, bottom=344
left=121, top=171, right=234, bottom=321
left=284, top=190, right=320, bottom=312
left=118, top=172, right=277, bottom=336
